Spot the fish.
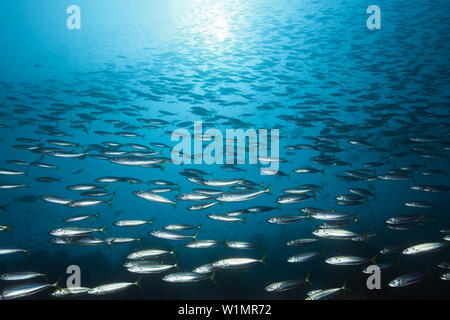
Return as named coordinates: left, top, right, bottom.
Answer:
left=287, top=252, right=322, bottom=263
left=126, top=262, right=177, bottom=274
left=224, top=240, right=258, bottom=249
left=402, top=242, right=448, bottom=255
left=162, top=272, right=215, bottom=283
left=114, top=219, right=153, bottom=227
left=305, top=282, right=348, bottom=300
left=0, top=248, right=30, bottom=256
left=185, top=240, right=221, bottom=248
left=212, top=255, right=267, bottom=269
left=312, top=228, right=361, bottom=240
left=133, top=191, right=176, bottom=205
left=65, top=198, right=112, bottom=208
left=51, top=287, right=90, bottom=297
left=265, top=274, right=311, bottom=292
left=216, top=186, right=271, bottom=202
left=88, top=280, right=140, bottom=295
left=325, top=256, right=376, bottom=266
left=150, top=230, right=198, bottom=241
left=1, top=280, right=59, bottom=299
left=389, top=273, right=429, bottom=287
left=208, top=214, right=246, bottom=223
left=49, top=227, right=105, bottom=237
left=0, top=272, right=46, bottom=281
left=267, top=215, right=307, bottom=224
left=127, top=249, right=176, bottom=260
left=286, top=238, right=319, bottom=246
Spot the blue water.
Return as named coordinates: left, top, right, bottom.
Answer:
left=0, top=0, right=449, bottom=299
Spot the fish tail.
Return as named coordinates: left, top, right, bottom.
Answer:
left=210, top=270, right=217, bottom=285
left=354, top=210, right=360, bottom=224
left=107, top=240, right=114, bottom=250
left=5, top=223, right=12, bottom=232
left=260, top=253, right=268, bottom=267
left=265, top=184, right=272, bottom=195
left=342, top=280, right=350, bottom=292
left=370, top=255, right=377, bottom=265
left=53, top=275, right=62, bottom=289
left=304, top=273, right=312, bottom=287
left=362, top=232, right=369, bottom=244
left=24, top=247, right=31, bottom=256
left=135, top=276, right=142, bottom=289
left=99, top=226, right=106, bottom=235
left=170, top=248, right=177, bottom=259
